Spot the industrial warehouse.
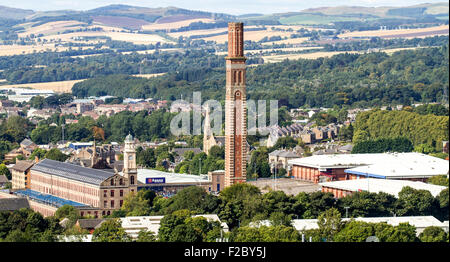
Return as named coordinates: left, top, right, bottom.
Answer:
left=288, top=152, right=449, bottom=184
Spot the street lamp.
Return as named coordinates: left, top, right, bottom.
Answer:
left=344, top=206, right=350, bottom=218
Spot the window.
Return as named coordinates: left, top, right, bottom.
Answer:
left=130, top=176, right=135, bottom=185
left=110, top=190, right=114, bottom=197
left=104, top=201, right=107, bottom=208
left=103, top=190, right=107, bottom=197
left=120, top=200, right=123, bottom=207
left=110, top=179, right=114, bottom=186
left=119, top=178, right=123, bottom=185
left=111, top=200, right=114, bottom=208
left=120, top=190, right=123, bottom=197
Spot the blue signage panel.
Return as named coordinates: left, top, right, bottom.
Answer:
left=146, top=177, right=166, bottom=184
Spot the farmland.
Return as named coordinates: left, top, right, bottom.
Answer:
left=39, top=31, right=174, bottom=45
left=0, top=79, right=86, bottom=93
left=0, top=44, right=95, bottom=56
left=141, top=18, right=215, bottom=31
left=338, top=24, right=449, bottom=39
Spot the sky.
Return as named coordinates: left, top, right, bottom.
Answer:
left=2, top=0, right=448, bottom=15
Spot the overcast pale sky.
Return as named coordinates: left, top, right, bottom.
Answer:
left=2, top=0, right=448, bottom=15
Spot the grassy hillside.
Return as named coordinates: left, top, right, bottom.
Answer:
left=0, top=5, right=34, bottom=20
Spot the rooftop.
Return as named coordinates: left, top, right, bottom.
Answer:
left=130, top=168, right=210, bottom=185
left=319, top=178, right=447, bottom=197
left=31, top=159, right=115, bottom=186
left=288, top=152, right=449, bottom=178
left=11, top=160, right=35, bottom=172
left=120, top=214, right=228, bottom=238
left=253, top=216, right=447, bottom=234
left=14, top=189, right=89, bottom=208
left=0, top=198, right=30, bottom=211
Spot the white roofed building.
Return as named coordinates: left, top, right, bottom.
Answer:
left=319, top=178, right=447, bottom=198
left=288, top=152, right=449, bottom=184
left=252, top=216, right=448, bottom=236
left=120, top=214, right=229, bottom=239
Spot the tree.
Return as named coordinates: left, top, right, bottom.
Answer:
left=232, top=225, right=301, bottom=242
left=29, top=148, right=47, bottom=161
left=161, top=186, right=220, bottom=215
left=435, top=188, right=449, bottom=221
left=44, top=148, right=69, bottom=162
left=120, top=190, right=151, bottom=216
left=386, top=223, right=417, bottom=242
left=270, top=137, right=298, bottom=151
left=55, top=205, right=80, bottom=229
left=158, top=209, right=216, bottom=242
left=395, top=186, right=435, bottom=216
left=428, top=175, right=449, bottom=187
left=136, top=229, right=157, bottom=242
left=334, top=220, right=374, bottom=242
left=419, top=226, right=448, bottom=242
left=92, top=219, right=130, bottom=242
left=0, top=163, right=11, bottom=180
left=317, top=208, right=343, bottom=242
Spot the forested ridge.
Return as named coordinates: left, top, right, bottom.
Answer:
left=353, top=109, right=449, bottom=151
left=72, top=45, right=449, bottom=108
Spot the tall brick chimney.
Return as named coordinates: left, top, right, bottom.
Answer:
left=224, top=22, right=247, bottom=188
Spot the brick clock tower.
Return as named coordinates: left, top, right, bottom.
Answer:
left=224, top=22, right=247, bottom=188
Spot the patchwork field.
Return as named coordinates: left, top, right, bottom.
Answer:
left=260, top=46, right=423, bottom=63
left=261, top=51, right=360, bottom=63
left=261, top=37, right=309, bottom=46
left=279, top=13, right=365, bottom=25
left=338, top=24, right=449, bottom=38
left=0, top=79, right=86, bottom=93
left=0, top=44, right=94, bottom=56
left=201, top=28, right=296, bottom=43
left=17, top=20, right=87, bottom=37
left=93, top=15, right=150, bottom=30
left=39, top=31, right=174, bottom=45
left=141, top=18, right=215, bottom=31
left=167, top=27, right=228, bottom=38
left=216, top=46, right=322, bottom=56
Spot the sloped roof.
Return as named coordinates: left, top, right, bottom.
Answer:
left=31, top=159, right=115, bottom=186
left=0, top=175, right=9, bottom=183
left=0, top=198, right=30, bottom=211
left=20, top=139, right=35, bottom=147
left=77, top=219, right=106, bottom=229
left=11, top=160, right=34, bottom=172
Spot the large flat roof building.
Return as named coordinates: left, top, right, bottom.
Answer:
left=288, top=152, right=449, bottom=184
left=319, top=178, right=447, bottom=198
left=134, top=169, right=225, bottom=195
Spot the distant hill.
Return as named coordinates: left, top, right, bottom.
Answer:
left=0, top=2, right=448, bottom=28
left=0, top=5, right=34, bottom=20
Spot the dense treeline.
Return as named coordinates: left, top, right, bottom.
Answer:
left=246, top=45, right=449, bottom=108
left=30, top=109, right=175, bottom=144
left=353, top=109, right=449, bottom=151
left=351, top=137, right=414, bottom=154
left=2, top=49, right=221, bottom=84
left=71, top=45, right=448, bottom=108
left=106, top=183, right=448, bottom=241
left=323, top=35, right=449, bottom=51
